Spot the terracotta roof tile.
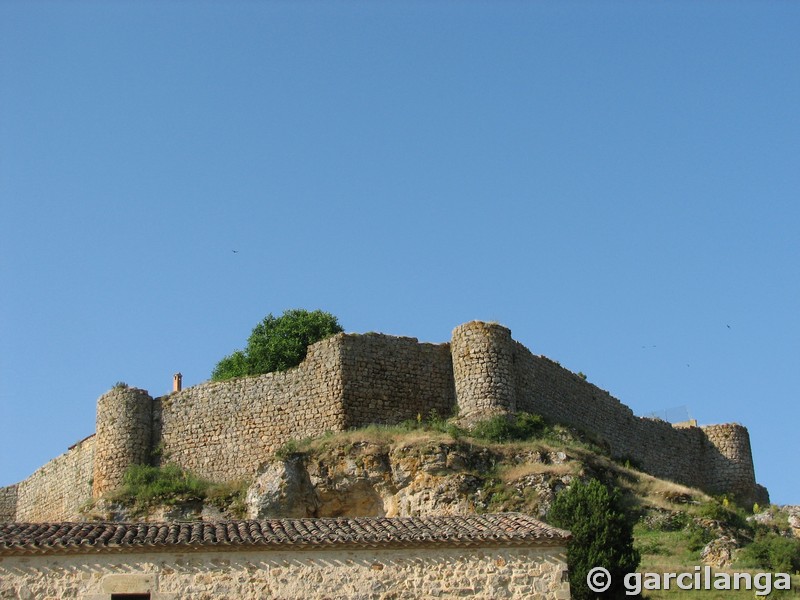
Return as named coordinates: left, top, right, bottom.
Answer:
left=0, top=513, right=569, bottom=555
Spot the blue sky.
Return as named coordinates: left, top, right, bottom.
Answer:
left=1, top=2, right=798, bottom=505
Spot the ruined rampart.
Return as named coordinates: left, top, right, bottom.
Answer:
left=151, top=335, right=346, bottom=484
left=8, top=435, right=94, bottom=522
left=0, top=485, right=17, bottom=522
left=339, top=333, right=455, bottom=428
left=1, top=320, right=767, bottom=522
left=453, top=321, right=763, bottom=503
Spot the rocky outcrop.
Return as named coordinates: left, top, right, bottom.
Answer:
left=246, top=439, right=576, bottom=520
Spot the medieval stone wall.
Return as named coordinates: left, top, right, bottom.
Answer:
left=701, top=424, right=758, bottom=501
left=339, top=333, right=456, bottom=428
left=4, top=320, right=765, bottom=521
left=451, top=321, right=764, bottom=505
left=0, top=545, right=570, bottom=600
left=12, top=435, right=95, bottom=522
left=0, top=484, right=17, bottom=522
left=152, top=335, right=347, bottom=484
left=513, top=345, right=707, bottom=484
left=452, top=322, right=516, bottom=419
left=93, top=387, right=153, bottom=498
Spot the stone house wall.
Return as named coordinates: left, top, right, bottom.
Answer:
left=0, top=545, right=570, bottom=600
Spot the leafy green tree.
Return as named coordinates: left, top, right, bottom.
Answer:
left=211, top=309, right=343, bottom=381
left=547, top=478, right=640, bottom=600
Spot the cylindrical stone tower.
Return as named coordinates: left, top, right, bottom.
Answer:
left=701, top=423, right=759, bottom=505
left=451, top=321, right=516, bottom=421
left=92, top=386, right=153, bottom=498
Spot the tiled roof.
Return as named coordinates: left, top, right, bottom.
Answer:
left=0, top=513, right=570, bottom=555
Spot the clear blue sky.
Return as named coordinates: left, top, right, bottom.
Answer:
left=1, top=2, right=798, bottom=505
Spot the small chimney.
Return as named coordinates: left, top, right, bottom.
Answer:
left=173, top=372, right=182, bottom=392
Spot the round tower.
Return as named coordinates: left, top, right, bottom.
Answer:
left=92, top=386, right=153, bottom=498
left=701, top=423, right=758, bottom=505
left=451, top=321, right=516, bottom=421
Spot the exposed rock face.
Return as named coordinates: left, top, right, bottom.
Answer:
left=246, top=454, right=319, bottom=518
left=246, top=440, right=573, bottom=520
left=701, top=536, right=740, bottom=568
left=786, top=506, right=800, bottom=538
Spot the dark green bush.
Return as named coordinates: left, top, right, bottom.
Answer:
left=212, top=309, right=343, bottom=381
left=698, top=498, right=750, bottom=531
left=686, top=521, right=715, bottom=552
left=469, top=412, right=546, bottom=442
left=739, top=532, right=800, bottom=573
left=547, top=478, right=640, bottom=600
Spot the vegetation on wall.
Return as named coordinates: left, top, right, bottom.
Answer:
left=106, top=464, right=248, bottom=517
left=212, top=309, right=343, bottom=381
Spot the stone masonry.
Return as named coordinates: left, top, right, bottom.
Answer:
left=0, top=320, right=768, bottom=522
left=0, top=546, right=570, bottom=600
left=0, top=485, right=17, bottom=522
left=13, top=435, right=94, bottom=522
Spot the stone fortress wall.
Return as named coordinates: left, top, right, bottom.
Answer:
left=10, top=435, right=95, bottom=522
left=1, top=321, right=767, bottom=522
left=452, top=322, right=763, bottom=504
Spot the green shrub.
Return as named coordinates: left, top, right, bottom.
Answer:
left=698, top=498, right=750, bottom=531
left=469, top=412, right=546, bottom=443
left=547, top=478, right=640, bottom=600
left=111, top=465, right=250, bottom=517
left=114, top=464, right=208, bottom=508
left=206, top=480, right=250, bottom=518
left=212, top=309, right=343, bottom=381
left=739, top=532, right=800, bottom=573
left=274, top=439, right=301, bottom=459
left=685, top=521, right=715, bottom=552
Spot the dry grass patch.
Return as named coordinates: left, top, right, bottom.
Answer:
left=632, top=473, right=709, bottom=512
left=498, top=460, right=579, bottom=483
left=292, top=424, right=459, bottom=457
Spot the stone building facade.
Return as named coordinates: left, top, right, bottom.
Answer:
left=0, top=321, right=768, bottom=523
left=0, top=513, right=571, bottom=600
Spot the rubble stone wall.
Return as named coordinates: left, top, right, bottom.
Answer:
left=701, top=424, right=758, bottom=502
left=339, top=333, right=456, bottom=428
left=13, top=435, right=95, bottom=522
left=93, top=387, right=153, bottom=498
left=152, top=335, right=347, bottom=484
left=0, top=484, right=17, bottom=522
left=0, top=545, right=571, bottom=600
